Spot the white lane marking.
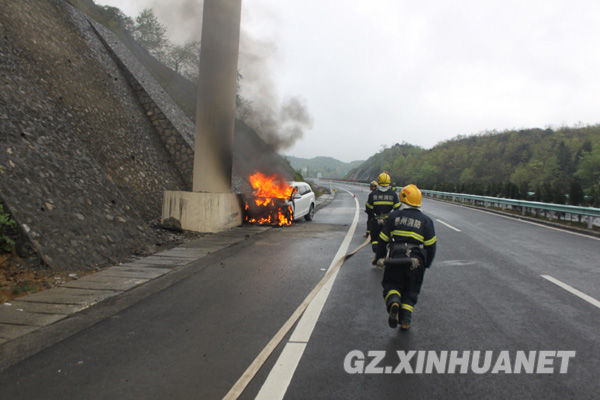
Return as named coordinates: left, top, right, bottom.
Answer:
left=224, top=189, right=360, bottom=400
left=467, top=207, right=600, bottom=240
left=257, top=342, right=306, bottom=398
left=255, top=189, right=360, bottom=400
left=436, top=218, right=461, bottom=232
left=541, top=275, right=600, bottom=310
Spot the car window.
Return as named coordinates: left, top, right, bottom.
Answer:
left=289, top=183, right=312, bottom=197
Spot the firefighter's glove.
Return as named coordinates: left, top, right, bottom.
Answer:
left=410, top=258, right=420, bottom=270
left=376, top=258, right=386, bottom=269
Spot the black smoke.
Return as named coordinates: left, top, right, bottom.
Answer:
left=147, top=0, right=313, bottom=151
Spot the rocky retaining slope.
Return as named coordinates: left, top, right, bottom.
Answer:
left=0, top=0, right=289, bottom=271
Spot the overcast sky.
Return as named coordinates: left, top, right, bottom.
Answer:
left=95, top=0, right=600, bottom=162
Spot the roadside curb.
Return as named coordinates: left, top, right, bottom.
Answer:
left=0, top=225, right=270, bottom=361
left=315, top=192, right=336, bottom=212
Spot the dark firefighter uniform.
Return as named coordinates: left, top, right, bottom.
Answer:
left=376, top=203, right=436, bottom=330
left=364, top=181, right=378, bottom=238
left=365, top=187, right=400, bottom=253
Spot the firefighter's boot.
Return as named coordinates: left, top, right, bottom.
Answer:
left=388, top=302, right=400, bottom=328
left=400, top=304, right=414, bottom=331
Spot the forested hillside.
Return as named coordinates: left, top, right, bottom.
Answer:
left=285, top=156, right=364, bottom=179
left=347, top=126, right=600, bottom=206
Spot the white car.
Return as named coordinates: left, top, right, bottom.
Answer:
left=288, top=181, right=316, bottom=221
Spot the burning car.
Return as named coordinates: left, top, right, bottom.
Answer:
left=288, top=181, right=315, bottom=221
left=244, top=172, right=315, bottom=226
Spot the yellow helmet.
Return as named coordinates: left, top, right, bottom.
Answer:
left=377, top=172, right=391, bottom=186
left=400, top=184, right=422, bottom=207
left=370, top=181, right=377, bottom=189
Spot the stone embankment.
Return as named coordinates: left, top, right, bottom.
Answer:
left=0, top=0, right=287, bottom=271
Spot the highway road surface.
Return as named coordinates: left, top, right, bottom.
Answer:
left=0, top=182, right=598, bottom=399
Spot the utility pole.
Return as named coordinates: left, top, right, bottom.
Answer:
left=193, top=0, right=243, bottom=193
left=162, top=0, right=244, bottom=233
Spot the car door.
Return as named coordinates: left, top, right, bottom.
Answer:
left=292, top=184, right=308, bottom=219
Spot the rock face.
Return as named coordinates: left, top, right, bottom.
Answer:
left=0, top=0, right=291, bottom=270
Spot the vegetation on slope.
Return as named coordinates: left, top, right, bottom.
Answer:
left=285, top=156, right=364, bottom=179
left=348, top=126, right=600, bottom=207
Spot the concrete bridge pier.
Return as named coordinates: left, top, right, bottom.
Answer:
left=162, top=0, right=244, bottom=233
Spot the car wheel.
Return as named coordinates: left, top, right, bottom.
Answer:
left=304, top=204, right=314, bottom=221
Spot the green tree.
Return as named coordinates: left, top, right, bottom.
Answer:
left=166, top=41, right=200, bottom=81
left=100, top=5, right=134, bottom=32
left=569, top=181, right=585, bottom=206
left=554, top=140, right=573, bottom=185
left=510, top=165, right=534, bottom=188
left=134, top=9, right=170, bottom=61
left=459, top=167, right=477, bottom=184
left=541, top=155, right=561, bottom=185
left=574, top=147, right=600, bottom=188
left=590, top=185, right=600, bottom=207
left=552, top=184, right=566, bottom=204
left=504, top=182, right=520, bottom=199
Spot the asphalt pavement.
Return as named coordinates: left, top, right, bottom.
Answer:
left=0, top=192, right=336, bottom=371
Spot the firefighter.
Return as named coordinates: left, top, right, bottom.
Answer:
left=365, top=172, right=400, bottom=258
left=364, top=181, right=378, bottom=238
left=375, top=184, right=437, bottom=331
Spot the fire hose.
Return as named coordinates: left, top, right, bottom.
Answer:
left=224, top=235, right=371, bottom=399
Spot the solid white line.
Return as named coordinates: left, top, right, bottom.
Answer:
left=223, top=189, right=361, bottom=400
left=255, top=342, right=307, bottom=399
left=254, top=189, right=360, bottom=400
left=435, top=218, right=461, bottom=232
left=541, top=275, right=600, bottom=309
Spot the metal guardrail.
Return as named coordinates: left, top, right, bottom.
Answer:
left=422, top=190, right=600, bottom=229
left=318, top=180, right=600, bottom=229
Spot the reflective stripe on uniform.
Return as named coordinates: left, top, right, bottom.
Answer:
left=424, top=236, right=437, bottom=246
left=373, top=201, right=395, bottom=206
left=385, top=290, right=401, bottom=302
left=401, top=303, right=414, bottom=313
left=379, top=232, right=390, bottom=243
left=391, top=230, right=425, bottom=243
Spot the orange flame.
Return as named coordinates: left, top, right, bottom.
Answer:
left=249, top=172, right=294, bottom=199
left=245, top=172, right=294, bottom=226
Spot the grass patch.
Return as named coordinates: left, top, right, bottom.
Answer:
left=12, top=284, right=37, bottom=295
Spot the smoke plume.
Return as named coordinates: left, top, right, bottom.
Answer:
left=145, top=0, right=204, bottom=44
left=147, top=0, right=312, bottom=151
